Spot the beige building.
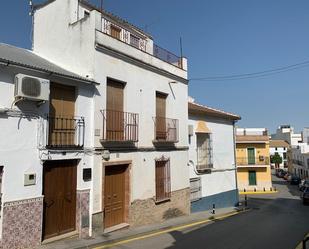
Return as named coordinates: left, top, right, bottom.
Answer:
left=236, top=128, right=272, bottom=191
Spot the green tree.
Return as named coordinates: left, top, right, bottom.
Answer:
left=271, top=153, right=283, bottom=169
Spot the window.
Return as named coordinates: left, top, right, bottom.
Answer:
left=249, top=171, right=257, bottom=186
left=110, top=25, right=121, bottom=40
left=84, top=10, right=90, bottom=18
left=196, top=133, right=213, bottom=171
left=155, top=157, right=171, bottom=202
left=190, top=178, right=201, bottom=202
left=283, top=152, right=287, bottom=160
left=275, top=147, right=278, bottom=151
left=283, top=147, right=286, bottom=151
left=130, top=34, right=140, bottom=49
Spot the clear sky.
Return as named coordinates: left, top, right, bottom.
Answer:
left=1, top=0, right=309, bottom=133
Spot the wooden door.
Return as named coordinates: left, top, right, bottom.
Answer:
left=49, top=83, right=76, bottom=147
left=247, top=148, right=256, bottom=165
left=106, top=80, right=124, bottom=141
left=104, top=165, right=126, bottom=228
left=155, top=93, right=167, bottom=140
left=43, top=160, right=77, bottom=240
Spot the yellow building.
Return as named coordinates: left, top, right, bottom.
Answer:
left=236, top=128, right=272, bottom=191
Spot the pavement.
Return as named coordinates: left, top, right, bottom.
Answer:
left=38, top=206, right=242, bottom=249
left=39, top=174, right=309, bottom=249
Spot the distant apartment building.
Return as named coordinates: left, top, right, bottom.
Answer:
left=271, top=125, right=302, bottom=146
left=291, top=128, right=309, bottom=178
left=269, top=140, right=289, bottom=170
left=188, top=99, right=240, bottom=212
left=236, top=128, right=272, bottom=191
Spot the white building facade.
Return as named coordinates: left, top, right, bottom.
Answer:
left=188, top=100, right=240, bottom=212
left=269, top=140, right=289, bottom=170
left=33, top=0, right=190, bottom=242
left=0, top=43, right=95, bottom=248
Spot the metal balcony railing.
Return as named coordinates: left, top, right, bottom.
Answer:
left=153, top=44, right=182, bottom=68
left=154, top=117, right=179, bottom=143
left=102, top=110, right=139, bottom=142
left=237, top=157, right=270, bottom=166
left=47, top=116, right=85, bottom=149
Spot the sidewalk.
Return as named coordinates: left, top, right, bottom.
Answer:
left=37, top=206, right=244, bottom=249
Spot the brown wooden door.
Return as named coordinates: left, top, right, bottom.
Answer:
left=106, top=80, right=124, bottom=141
left=156, top=93, right=167, bottom=140
left=43, top=160, right=77, bottom=240
left=49, top=83, right=76, bottom=147
left=104, top=165, right=126, bottom=228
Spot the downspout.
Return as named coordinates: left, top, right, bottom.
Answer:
left=232, top=120, right=239, bottom=205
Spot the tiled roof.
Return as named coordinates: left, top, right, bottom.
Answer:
left=270, top=140, right=290, bottom=148
left=188, top=101, right=241, bottom=120
left=0, top=43, right=97, bottom=84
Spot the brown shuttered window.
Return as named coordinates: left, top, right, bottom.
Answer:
left=155, top=158, right=171, bottom=202
left=110, top=25, right=121, bottom=40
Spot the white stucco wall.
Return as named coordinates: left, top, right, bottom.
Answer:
left=0, top=66, right=94, bottom=203
left=33, top=0, right=190, bottom=217
left=188, top=114, right=237, bottom=198
left=269, top=147, right=288, bottom=169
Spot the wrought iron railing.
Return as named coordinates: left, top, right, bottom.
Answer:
left=154, top=117, right=178, bottom=142
left=47, top=116, right=85, bottom=149
left=102, top=110, right=139, bottom=142
left=237, top=157, right=270, bottom=166
left=153, top=44, right=182, bottom=68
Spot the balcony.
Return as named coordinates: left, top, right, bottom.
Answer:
left=47, top=116, right=85, bottom=149
left=97, top=17, right=186, bottom=71
left=102, top=110, right=139, bottom=143
left=153, top=117, right=179, bottom=143
left=237, top=157, right=270, bottom=167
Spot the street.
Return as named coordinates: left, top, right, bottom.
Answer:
left=100, top=175, right=309, bottom=249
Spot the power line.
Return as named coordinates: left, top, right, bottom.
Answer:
left=189, top=60, right=309, bottom=82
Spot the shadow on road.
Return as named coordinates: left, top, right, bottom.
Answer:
left=164, top=197, right=308, bottom=249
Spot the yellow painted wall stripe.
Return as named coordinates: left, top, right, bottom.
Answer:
left=93, top=211, right=245, bottom=249
left=239, top=191, right=278, bottom=195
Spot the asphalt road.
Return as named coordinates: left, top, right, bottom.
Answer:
left=109, top=175, right=309, bottom=249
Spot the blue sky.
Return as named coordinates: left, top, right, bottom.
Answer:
left=1, top=0, right=309, bottom=133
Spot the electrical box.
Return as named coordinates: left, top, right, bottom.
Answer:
left=24, top=173, right=36, bottom=186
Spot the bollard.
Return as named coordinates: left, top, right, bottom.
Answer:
left=212, top=204, right=216, bottom=214
left=270, top=187, right=272, bottom=191
left=245, top=195, right=248, bottom=207
left=263, top=187, right=265, bottom=192
left=244, top=188, right=246, bottom=192
left=254, top=188, right=256, bottom=192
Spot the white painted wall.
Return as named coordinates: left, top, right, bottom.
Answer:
left=0, top=66, right=94, bottom=203
left=188, top=114, right=237, bottom=198
left=269, top=147, right=288, bottom=169
left=33, top=0, right=189, bottom=217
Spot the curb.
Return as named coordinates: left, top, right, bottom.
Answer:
left=239, top=191, right=278, bottom=195
left=86, top=209, right=249, bottom=249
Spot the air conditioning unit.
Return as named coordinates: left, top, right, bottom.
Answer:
left=14, top=74, right=50, bottom=101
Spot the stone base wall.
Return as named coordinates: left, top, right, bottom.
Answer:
left=76, top=190, right=90, bottom=238
left=129, top=188, right=190, bottom=227
left=1, top=197, right=43, bottom=249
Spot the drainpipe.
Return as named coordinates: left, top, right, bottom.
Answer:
left=232, top=120, right=239, bottom=205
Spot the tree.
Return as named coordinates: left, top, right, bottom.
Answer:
left=271, top=153, right=283, bottom=169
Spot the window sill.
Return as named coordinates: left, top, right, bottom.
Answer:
left=154, top=198, right=171, bottom=204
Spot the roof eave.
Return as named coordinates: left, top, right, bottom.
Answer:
left=0, top=58, right=99, bottom=85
